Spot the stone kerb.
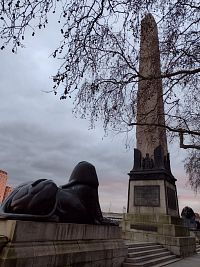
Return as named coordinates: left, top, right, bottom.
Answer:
left=0, top=220, right=127, bottom=267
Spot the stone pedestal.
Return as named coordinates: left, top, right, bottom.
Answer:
left=121, top=214, right=196, bottom=257
left=128, top=178, right=179, bottom=217
left=0, top=220, right=127, bottom=267
left=127, top=147, right=179, bottom=217
left=124, top=146, right=195, bottom=257
left=190, top=230, right=200, bottom=244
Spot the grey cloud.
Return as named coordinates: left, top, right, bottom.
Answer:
left=0, top=118, right=132, bottom=186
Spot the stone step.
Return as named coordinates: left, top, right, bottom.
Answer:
left=122, top=254, right=177, bottom=267
left=126, top=251, right=171, bottom=263
left=126, top=242, right=156, bottom=248
left=128, top=244, right=162, bottom=253
left=152, top=258, right=182, bottom=267
left=123, top=241, right=179, bottom=267
left=128, top=247, right=167, bottom=257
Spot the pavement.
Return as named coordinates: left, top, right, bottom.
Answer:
left=167, top=253, right=200, bottom=266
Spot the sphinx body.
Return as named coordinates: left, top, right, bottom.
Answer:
left=0, top=162, right=115, bottom=225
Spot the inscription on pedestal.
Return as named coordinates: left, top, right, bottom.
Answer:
left=167, top=187, right=177, bottom=210
left=134, top=185, right=160, bottom=207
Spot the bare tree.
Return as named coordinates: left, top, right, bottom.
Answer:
left=185, top=150, right=200, bottom=192
left=0, top=0, right=199, bottom=186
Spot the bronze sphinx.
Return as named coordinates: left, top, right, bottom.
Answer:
left=0, top=161, right=116, bottom=225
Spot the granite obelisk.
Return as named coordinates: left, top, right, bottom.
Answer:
left=136, top=13, right=167, bottom=159
left=127, top=14, right=179, bottom=217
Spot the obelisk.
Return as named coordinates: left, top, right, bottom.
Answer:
left=127, top=14, right=179, bottom=217
left=136, top=13, right=168, bottom=159
left=122, top=16, right=196, bottom=255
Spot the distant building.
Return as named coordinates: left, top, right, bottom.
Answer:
left=0, top=170, right=7, bottom=203
left=0, top=170, right=12, bottom=203
left=3, top=186, right=13, bottom=201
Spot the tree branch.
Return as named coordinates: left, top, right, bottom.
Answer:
left=179, top=132, right=200, bottom=150
left=128, top=122, right=200, bottom=136
left=129, top=122, right=200, bottom=150
left=139, top=67, right=200, bottom=80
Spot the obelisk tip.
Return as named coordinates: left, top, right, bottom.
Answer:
left=142, top=13, right=156, bottom=26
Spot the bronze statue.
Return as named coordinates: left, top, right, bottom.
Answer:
left=181, top=206, right=197, bottom=230
left=0, top=161, right=117, bottom=225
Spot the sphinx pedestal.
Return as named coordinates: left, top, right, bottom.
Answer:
left=0, top=220, right=127, bottom=267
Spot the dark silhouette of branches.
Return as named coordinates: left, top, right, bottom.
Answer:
left=129, top=121, right=200, bottom=150
left=185, top=150, right=200, bottom=192
left=129, top=122, right=200, bottom=137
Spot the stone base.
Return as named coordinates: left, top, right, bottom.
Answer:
left=121, top=213, right=196, bottom=257
left=0, top=220, right=127, bottom=267
left=128, top=178, right=179, bottom=217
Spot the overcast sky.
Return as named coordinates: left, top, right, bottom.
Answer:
left=0, top=14, right=199, bottom=213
